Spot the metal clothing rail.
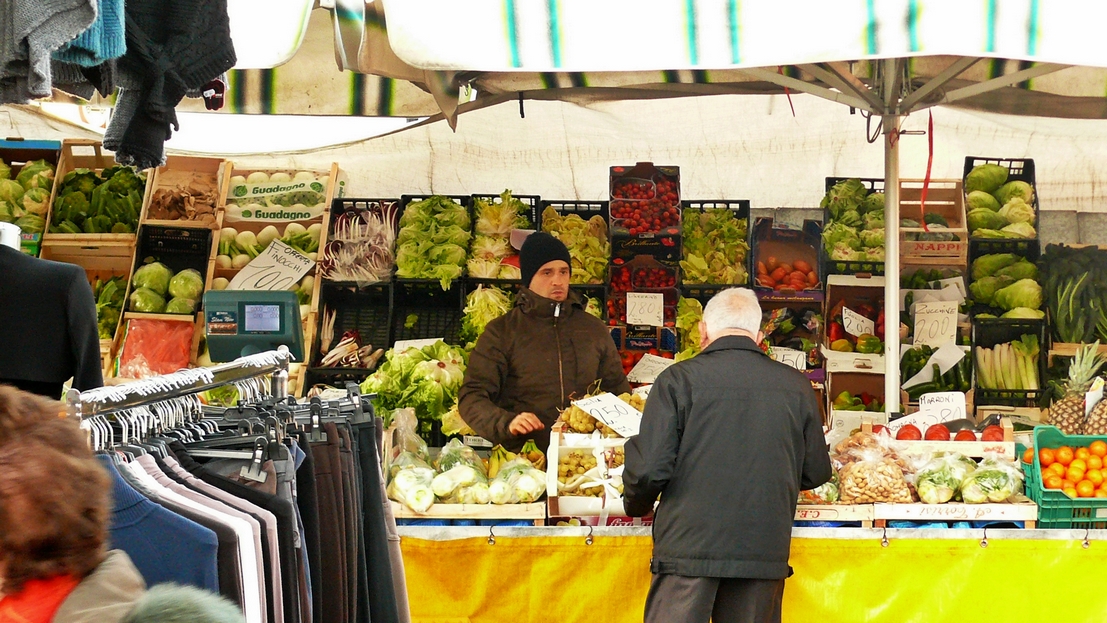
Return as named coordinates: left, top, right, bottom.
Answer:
left=66, top=346, right=292, bottom=420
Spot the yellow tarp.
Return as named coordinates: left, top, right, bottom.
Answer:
left=401, top=534, right=1107, bottom=623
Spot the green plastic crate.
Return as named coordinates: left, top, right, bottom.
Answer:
left=1028, top=426, right=1107, bottom=529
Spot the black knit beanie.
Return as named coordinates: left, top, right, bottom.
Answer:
left=520, top=232, right=572, bottom=287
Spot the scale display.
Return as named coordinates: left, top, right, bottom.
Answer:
left=244, top=304, right=282, bottom=333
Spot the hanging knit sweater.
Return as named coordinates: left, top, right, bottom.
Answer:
left=102, top=0, right=236, bottom=168
left=0, top=0, right=96, bottom=103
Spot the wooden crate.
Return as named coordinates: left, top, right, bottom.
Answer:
left=109, top=312, right=199, bottom=380
left=795, top=504, right=874, bottom=527
left=0, top=138, right=62, bottom=256
left=899, top=179, right=968, bottom=262
left=874, top=500, right=1037, bottom=528
left=546, top=423, right=630, bottom=518
left=141, top=155, right=231, bottom=229
left=42, top=139, right=150, bottom=245
left=390, top=501, right=546, bottom=525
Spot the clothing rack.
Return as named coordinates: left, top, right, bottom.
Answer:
left=66, top=346, right=293, bottom=420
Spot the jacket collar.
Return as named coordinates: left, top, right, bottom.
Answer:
left=53, top=551, right=146, bottom=622
left=517, top=287, right=582, bottom=319
left=701, top=334, right=766, bottom=356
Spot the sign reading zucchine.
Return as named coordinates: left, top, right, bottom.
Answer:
left=225, top=170, right=329, bottom=223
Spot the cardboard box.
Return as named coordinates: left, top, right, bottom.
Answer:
left=752, top=217, right=823, bottom=300
left=0, top=138, right=62, bottom=256
left=824, top=275, right=885, bottom=372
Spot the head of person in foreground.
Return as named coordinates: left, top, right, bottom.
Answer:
left=520, top=232, right=572, bottom=302
left=700, top=287, right=765, bottom=349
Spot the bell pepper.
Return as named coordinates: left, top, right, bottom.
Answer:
left=830, top=338, right=854, bottom=352
left=855, top=334, right=883, bottom=354
left=828, top=321, right=846, bottom=343
left=875, top=310, right=885, bottom=341
left=832, top=391, right=865, bottom=411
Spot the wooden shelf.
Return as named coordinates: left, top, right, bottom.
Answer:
left=874, top=500, right=1037, bottom=528
left=390, top=501, right=545, bottom=524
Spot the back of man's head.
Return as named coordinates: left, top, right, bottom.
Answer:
left=702, top=288, right=762, bottom=338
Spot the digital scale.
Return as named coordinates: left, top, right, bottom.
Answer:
left=202, top=290, right=303, bottom=362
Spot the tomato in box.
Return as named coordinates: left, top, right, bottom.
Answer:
left=980, top=425, right=1005, bottom=442
left=954, top=429, right=977, bottom=441
left=924, top=424, right=951, bottom=441
left=896, top=424, right=923, bottom=440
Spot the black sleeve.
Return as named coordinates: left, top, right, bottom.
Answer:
left=622, top=368, right=682, bottom=517
left=799, top=386, right=833, bottom=491
left=67, top=269, right=104, bottom=391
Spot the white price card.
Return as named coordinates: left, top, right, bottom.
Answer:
left=627, top=354, right=675, bottom=384
left=626, top=292, right=665, bottom=326
left=917, top=391, right=968, bottom=423
left=770, top=347, right=807, bottom=371
left=393, top=338, right=442, bottom=352
left=901, top=342, right=966, bottom=390
left=842, top=306, right=875, bottom=338
left=1087, top=378, right=1105, bottom=417
left=229, top=240, right=314, bottom=291
left=572, top=392, right=643, bottom=438
left=937, top=277, right=968, bottom=300
left=913, top=300, right=958, bottom=347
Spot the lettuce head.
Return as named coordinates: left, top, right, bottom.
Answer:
left=966, top=190, right=1001, bottom=212
left=994, top=180, right=1034, bottom=206
left=993, top=278, right=1043, bottom=311
left=967, top=207, right=1007, bottom=232
left=971, top=253, right=1018, bottom=280
left=998, top=197, right=1035, bottom=225
left=965, top=163, right=1008, bottom=194
left=132, top=262, right=173, bottom=296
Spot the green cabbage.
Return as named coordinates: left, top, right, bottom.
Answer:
left=1001, top=307, right=1045, bottom=319
left=961, top=467, right=1019, bottom=504
left=0, top=200, right=19, bottom=222
left=998, top=197, right=1035, bottom=225
left=473, top=190, right=531, bottom=236
left=994, top=180, right=1034, bottom=206
left=993, top=278, right=1042, bottom=311
left=1000, top=221, right=1036, bottom=239
left=20, top=187, right=49, bottom=216
left=15, top=160, right=55, bottom=191
left=969, top=275, right=1015, bottom=306
left=361, top=340, right=469, bottom=429
left=459, top=285, right=513, bottom=345
left=14, top=214, right=44, bottom=234
left=967, top=207, right=1007, bottom=232
left=543, top=207, right=610, bottom=285
left=994, top=258, right=1038, bottom=281
left=860, top=228, right=885, bottom=248
left=395, top=196, right=471, bottom=289
left=681, top=208, right=749, bottom=285
left=836, top=210, right=862, bottom=228
left=863, top=210, right=884, bottom=230
left=965, top=163, right=1009, bottom=194
left=864, top=246, right=886, bottom=261
left=165, top=297, right=197, bottom=314
left=862, top=192, right=885, bottom=215
left=128, top=287, right=167, bottom=313
left=966, top=190, right=1001, bottom=212
left=822, top=222, right=861, bottom=253
left=168, top=268, right=205, bottom=300
left=971, top=253, right=1017, bottom=279
left=0, top=161, right=9, bottom=180
left=916, top=455, right=976, bottom=504
left=676, top=296, right=703, bottom=354
left=132, top=262, right=173, bottom=296
left=821, top=178, right=867, bottom=218
left=470, top=235, right=512, bottom=261
left=0, top=179, right=24, bottom=203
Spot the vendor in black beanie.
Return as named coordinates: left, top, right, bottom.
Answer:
left=459, top=232, right=630, bottom=451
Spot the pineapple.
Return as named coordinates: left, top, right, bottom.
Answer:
left=1049, top=342, right=1106, bottom=435
left=1087, top=394, right=1107, bottom=435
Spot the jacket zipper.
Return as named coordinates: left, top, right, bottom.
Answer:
left=554, top=303, right=565, bottom=408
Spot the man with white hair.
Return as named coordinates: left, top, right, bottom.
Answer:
left=623, top=287, right=832, bottom=623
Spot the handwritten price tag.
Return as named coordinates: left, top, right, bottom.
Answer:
left=229, top=240, right=314, bottom=291
left=572, top=392, right=643, bottom=437
left=771, top=347, right=807, bottom=371
left=626, top=292, right=665, bottom=326
left=918, top=391, right=968, bottom=422
left=627, top=354, right=675, bottom=384
left=842, top=306, right=875, bottom=338
left=913, top=300, right=958, bottom=347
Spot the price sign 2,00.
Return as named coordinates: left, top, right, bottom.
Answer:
left=913, top=300, right=958, bottom=347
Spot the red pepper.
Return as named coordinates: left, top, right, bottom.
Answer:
left=828, top=322, right=845, bottom=343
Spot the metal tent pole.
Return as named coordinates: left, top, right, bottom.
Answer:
left=882, top=59, right=902, bottom=417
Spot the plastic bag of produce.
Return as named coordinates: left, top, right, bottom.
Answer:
left=132, top=261, right=173, bottom=296
left=431, top=464, right=486, bottom=500
left=387, top=454, right=436, bottom=513
left=915, top=453, right=978, bottom=504
left=117, top=318, right=193, bottom=378
left=837, top=447, right=914, bottom=504
left=959, top=454, right=1023, bottom=504
left=799, top=474, right=840, bottom=504
left=435, top=438, right=486, bottom=474
left=489, top=457, right=547, bottom=504
left=168, top=268, right=205, bottom=300
left=388, top=408, right=430, bottom=465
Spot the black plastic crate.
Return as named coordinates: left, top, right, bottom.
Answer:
left=821, top=177, right=885, bottom=277
left=391, top=280, right=464, bottom=346
left=313, top=281, right=392, bottom=366
left=471, top=192, right=541, bottom=231
left=963, top=156, right=1039, bottom=240
left=133, top=225, right=212, bottom=278
left=680, top=200, right=753, bottom=288
left=971, top=317, right=1048, bottom=408
left=322, top=198, right=402, bottom=284
left=967, top=239, right=1041, bottom=317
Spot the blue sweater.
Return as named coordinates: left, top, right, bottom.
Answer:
left=99, top=455, right=220, bottom=593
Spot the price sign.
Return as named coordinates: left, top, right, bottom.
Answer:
left=937, top=277, right=968, bottom=300
left=393, top=338, right=442, bottom=352
left=229, top=240, right=314, bottom=291
left=917, top=391, right=968, bottom=423
left=913, top=300, right=958, bottom=347
left=627, top=354, right=675, bottom=384
left=771, top=347, right=807, bottom=371
left=573, top=392, right=643, bottom=437
left=1087, top=378, right=1105, bottom=417
left=842, top=306, right=875, bottom=338
left=626, top=292, right=665, bottom=326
